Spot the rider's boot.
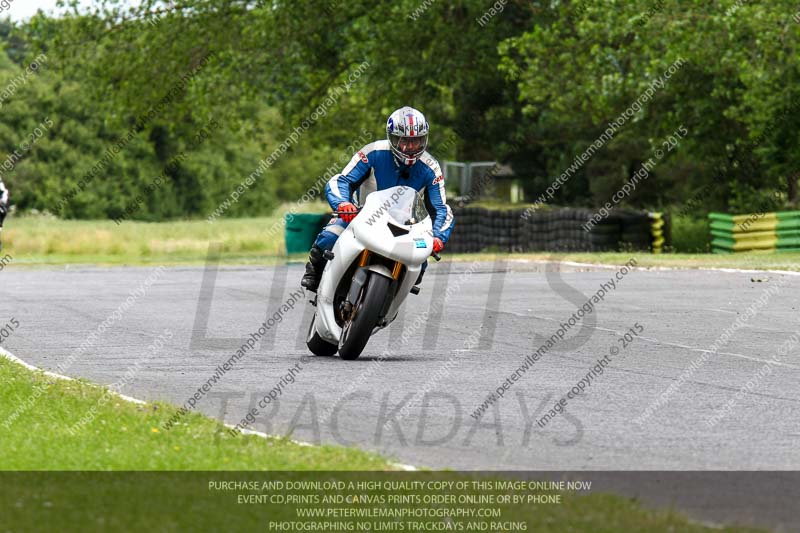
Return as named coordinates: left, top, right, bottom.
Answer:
left=408, top=268, right=425, bottom=295
left=301, top=245, right=327, bottom=292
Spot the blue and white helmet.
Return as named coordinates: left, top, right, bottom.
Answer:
left=387, top=106, right=429, bottom=166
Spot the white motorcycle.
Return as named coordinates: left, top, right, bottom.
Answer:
left=305, top=185, right=440, bottom=360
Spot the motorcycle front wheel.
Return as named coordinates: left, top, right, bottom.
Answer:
left=338, top=273, right=390, bottom=360
left=306, top=313, right=338, bottom=357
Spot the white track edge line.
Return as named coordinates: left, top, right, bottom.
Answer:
left=512, top=258, right=800, bottom=276
left=0, top=346, right=417, bottom=471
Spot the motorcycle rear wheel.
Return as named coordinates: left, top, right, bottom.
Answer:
left=338, top=273, right=390, bottom=360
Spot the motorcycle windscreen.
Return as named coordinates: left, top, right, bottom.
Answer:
left=366, top=186, right=429, bottom=226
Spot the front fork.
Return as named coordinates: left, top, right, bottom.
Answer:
left=340, top=250, right=402, bottom=323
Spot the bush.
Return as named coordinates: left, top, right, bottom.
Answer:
left=670, top=214, right=710, bottom=253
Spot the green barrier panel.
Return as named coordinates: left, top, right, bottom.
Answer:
left=710, top=229, right=773, bottom=241
left=709, top=210, right=800, bottom=253
left=711, top=229, right=800, bottom=241
left=777, top=217, right=800, bottom=231
left=708, top=211, right=800, bottom=223
left=709, top=218, right=778, bottom=233
left=284, top=213, right=330, bottom=254
left=777, top=236, right=800, bottom=248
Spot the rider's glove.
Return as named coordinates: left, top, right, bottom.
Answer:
left=433, top=237, right=444, bottom=253
left=337, top=202, right=358, bottom=223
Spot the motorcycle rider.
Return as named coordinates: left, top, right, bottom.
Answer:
left=301, top=106, right=454, bottom=292
left=0, top=177, right=8, bottom=249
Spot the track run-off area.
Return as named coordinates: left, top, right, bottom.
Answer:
left=2, top=259, right=799, bottom=529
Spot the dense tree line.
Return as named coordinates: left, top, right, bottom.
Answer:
left=0, top=0, right=798, bottom=221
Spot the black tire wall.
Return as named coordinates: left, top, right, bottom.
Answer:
left=445, top=207, right=663, bottom=253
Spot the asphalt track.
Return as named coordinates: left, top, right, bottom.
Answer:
left=2, top=260, right=799, bottom=530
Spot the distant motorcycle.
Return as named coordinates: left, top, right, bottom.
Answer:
left=0, top=204, right=6, bottom=251
left=306, top=186, right=439, bottom=360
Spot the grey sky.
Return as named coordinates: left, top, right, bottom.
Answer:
left=2, top=0, right=71, bottom=21
left=2, top=0, right=143, bottom=22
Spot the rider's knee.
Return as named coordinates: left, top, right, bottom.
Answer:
left=315, top=230, right=339, bottom=251
left=314, top=219, right=347, bottom=251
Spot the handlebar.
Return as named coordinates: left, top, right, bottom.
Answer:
left=431, top=252, right=441, bottom=262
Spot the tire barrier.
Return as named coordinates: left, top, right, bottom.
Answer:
left=709, top=211, right=800, bottom=253
left=446, top=207, right=664, bottom=253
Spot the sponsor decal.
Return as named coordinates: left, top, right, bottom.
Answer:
left=432, top=175, right=444, bottom=185
left=414, top=238, right=427, bottom=249
left=358, top=151, right=369, bottom=164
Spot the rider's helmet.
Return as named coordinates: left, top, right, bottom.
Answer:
left=387, top=106, right=429, bottom=166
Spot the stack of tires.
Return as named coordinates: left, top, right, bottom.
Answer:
left=615, top=210, right=654, bottom=251
left=445, top=206, right=662, bottom=253
left=446, top=207, right=528, bottom=253
left=445, top=207, right=476, bottom=253
left=583, top=212, right=621, bottom=252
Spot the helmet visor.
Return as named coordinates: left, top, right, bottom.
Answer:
left=389, top=133, right=428, bottom=159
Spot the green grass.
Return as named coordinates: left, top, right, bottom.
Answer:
left=3, top=212, right=800, bottom=271
left=2, top=212, right=293, bottom=266
left=0, top=356, right=389, bottom=471
left=469, top=250, right=800, bottom=271
left=0, top=356, right=760, bottom=532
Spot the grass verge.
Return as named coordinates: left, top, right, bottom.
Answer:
left=0, top=354, right=762, bottom=532
left=3, top=213, right=800, bottom=271
left=0, top=355, right=388, bottom=470
left=461, top=250, right=800, bottom=272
